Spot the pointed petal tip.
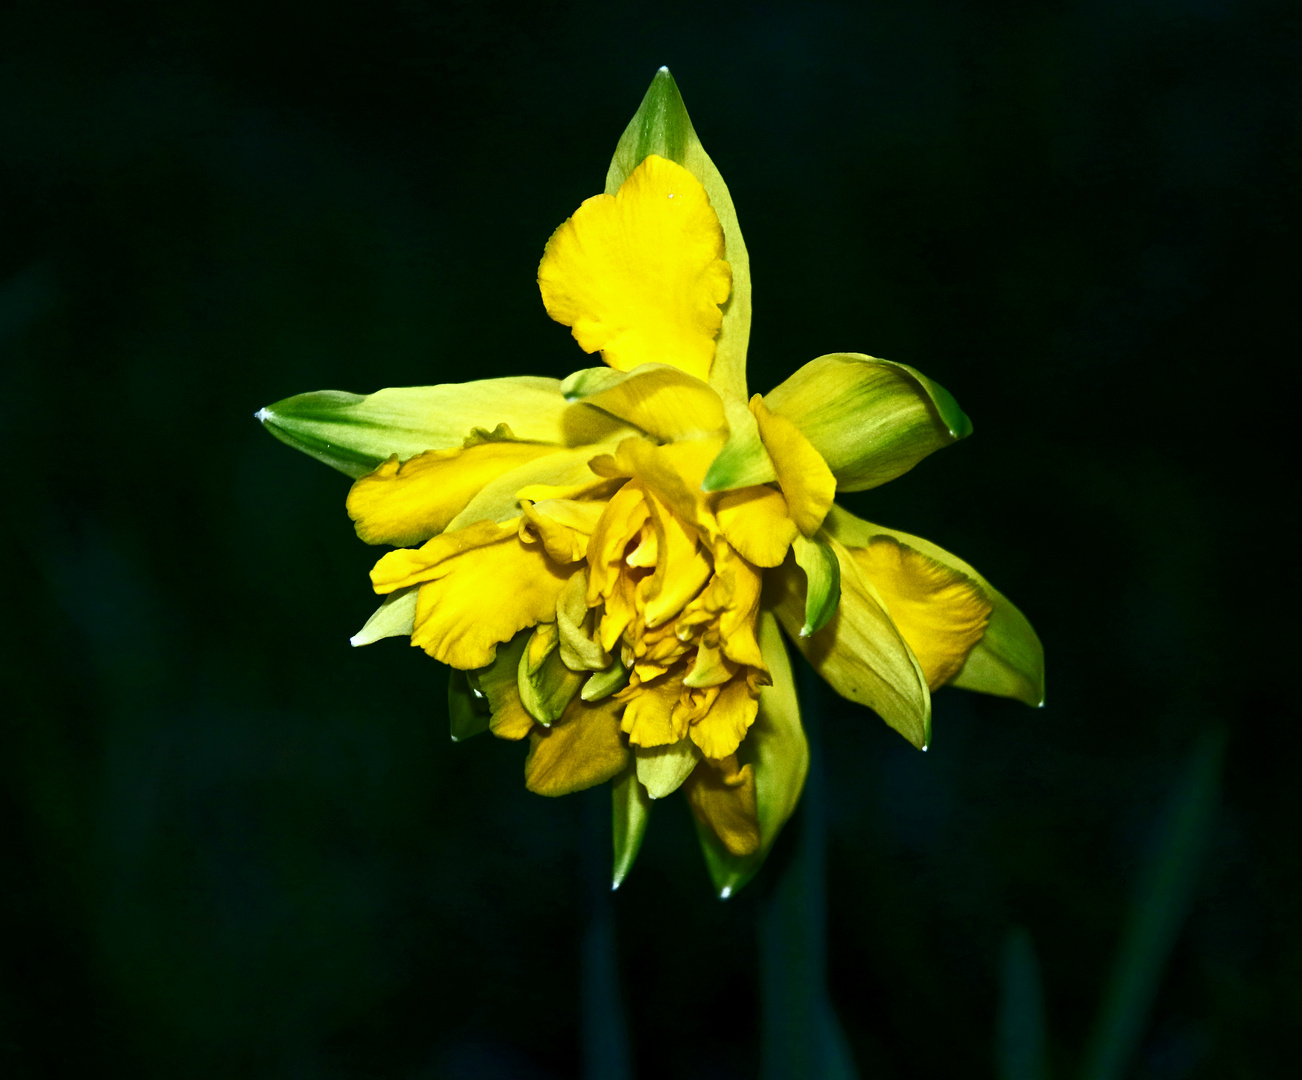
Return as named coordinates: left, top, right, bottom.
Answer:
left=658, top=64, right=670, bottom=73
left=718, top=884, right=733, bottom=901
left=255, top=407, right=271, bottom=423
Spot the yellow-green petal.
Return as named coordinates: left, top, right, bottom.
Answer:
left=823, top=505, right=1044, bottom=706
left=791, top=533, right=840, bottom=637
left=636, top=737, right=702, bottom=799
left=517, top=622, right=585, bottom=725
left=349, top=586, right=417, bottom=646
left=611, top=765, right=652, bottom=889
left=605, top=67, right=752, bottom=406
left=764, top=354, right=972, bottom=492
left=769, top=536, right=932, bottom=749
left=257, top=378, right=571, bottom=477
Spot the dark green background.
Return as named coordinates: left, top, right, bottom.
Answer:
left=2, top=1, right=1296, bottom=1076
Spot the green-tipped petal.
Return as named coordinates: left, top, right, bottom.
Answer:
left=350, top=586, right=417, bottom=646
left=822, top=505, right=1044, bottom=707
left=791, top=534, right=840, bottom=637
left=764, top=354, right=972, bottom=492
left=517, top=624, right=585, bottom=725
left=701, top=396, right=777, bottom=492
left=611, top=765, right=652, bottom=890
left=257, top=378, right=572, bottom=477
left=448, top=668, right=490, bottom=742
left=694, top=611, right=810, bottom=897
left=608, top=68, right=751, bottom=407
left=582, top=657, right=629, bottom=702
left=769, top=533, right=932, bottom=749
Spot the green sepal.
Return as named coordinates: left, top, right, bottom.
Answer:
left=611, top=765, right=652, bottom=890
left=257, top=377, right=570, bottom=478
left=792, top=534, right=840, bottom=637
left=764, top=354, right=972, bottom=493
left=448, top=668, right=490, bottom=742
left=581, top=657, right=628, bottom=702
left=694, top=611, right=810, bottom=898
left=823, top=505, right=1044, bottom=708
left=608, top=68, right=752, bottom=407
left=517, top=625, right=584, bottom=725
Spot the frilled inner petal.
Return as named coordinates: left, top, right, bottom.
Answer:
left=370, top=519, right=574, bottom=670
left=538, top=155, right=732, bottom=381
left=852, top=536, right=992, bottom=690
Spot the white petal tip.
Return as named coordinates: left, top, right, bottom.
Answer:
left=349, top=634, right=365, bottom=647
left=718, top=886, right=732, bottom=900
left=610, top=880, right=622, bottom=892
left=921, top=744, right=929, bottom=752
left=799, top=628, right=812, bottom=638
left=255, top=407, right=270, bottom=423
left=658, top=65, right=670, bottom=73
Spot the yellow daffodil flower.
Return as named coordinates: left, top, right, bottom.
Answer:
left=258, top=68, right=1044, bottom=896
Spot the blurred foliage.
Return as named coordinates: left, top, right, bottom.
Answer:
left=1, top=0, right=1298, bottom=1077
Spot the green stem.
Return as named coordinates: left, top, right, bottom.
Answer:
left=758, top=665, right=859, bottom=1080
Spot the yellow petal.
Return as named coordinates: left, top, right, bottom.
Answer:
left=617, top=670, right=688, bottom=748
left=520, top=498, right=604, bottom=564
left=524, top=694, right=630, bottom=796
left=562, top=364, right=728, bottom=443
left=683, top=640, right=738, bottom=688
left=823, top=506, right=1042, bottom=706
left=347, top=442, right=556, bottom=547
left=606, top=435, right=726, bottom=543
left=446, top=446, right=613, bottom=532
left=586, top=481, right=649, bottom=606
left=678, top=542, right=765, bottom=670
left=688, top=674, right=760, bottom=760
left=683, top=756, right=760, bottom=857
left=749, top=394, right=836, bottom=537
left=714, top=485, right=798, bottom=568
left=372, top=521, right=572, bottom=670
left=849, top=536, right=991, bottom=690
left=639, top=488, right=711, bottom=629
left=538, top=155, right=732, bottom=381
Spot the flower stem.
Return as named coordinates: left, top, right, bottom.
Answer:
left=758, top=664, right=859, bottom=1079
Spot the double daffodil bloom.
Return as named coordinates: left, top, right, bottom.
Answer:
left=259, top=69, right=1043, bottom=896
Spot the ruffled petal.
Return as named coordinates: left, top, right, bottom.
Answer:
left=538, top=155, right=731, bottom=381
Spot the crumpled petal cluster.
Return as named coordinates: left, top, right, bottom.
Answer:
left=258, top=70, right=1043, bottom=895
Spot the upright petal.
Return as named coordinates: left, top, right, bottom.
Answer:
left=538, top=155, right=731, bottom=382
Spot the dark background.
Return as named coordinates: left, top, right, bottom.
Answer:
left=2, top=1, right=1297, bottom=1076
